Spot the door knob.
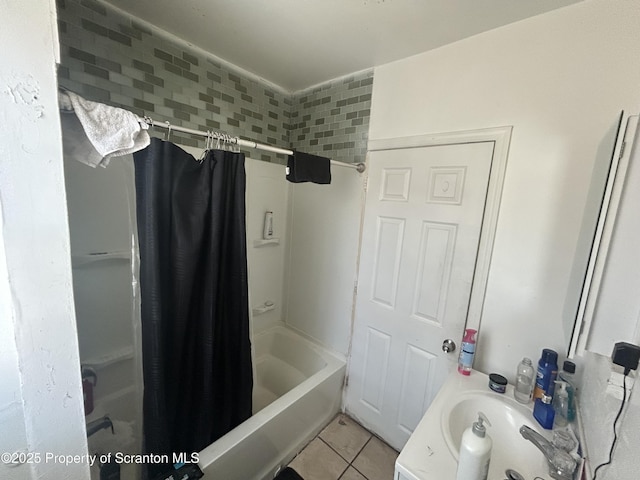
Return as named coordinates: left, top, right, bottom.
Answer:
left=442, top=339, right=456, bottom=353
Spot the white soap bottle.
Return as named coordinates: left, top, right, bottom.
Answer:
left=263, top=211, right=274, bottom=239
left=455, top=412, right=492, bottom=480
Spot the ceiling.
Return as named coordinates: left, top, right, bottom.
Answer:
left=105, top=0, right=581, bottom=92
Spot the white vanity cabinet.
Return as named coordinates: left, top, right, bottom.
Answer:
left=395, top=468, right=417, bottom=480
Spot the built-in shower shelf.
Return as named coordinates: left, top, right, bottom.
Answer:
left=253, top=238, right=280, bottom=247
left=72, top=251, right=131, bottom=267
left=252, top=302, right=276, bottom=316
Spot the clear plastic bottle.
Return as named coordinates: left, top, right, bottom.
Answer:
left=514, top=357, right=535, bottom=404
left=552, top=380, right=569, bottom=427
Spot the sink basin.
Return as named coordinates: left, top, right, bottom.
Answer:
left=395, top=369, right=582, bottom=480
left=441, top=390, right=550, bottom=479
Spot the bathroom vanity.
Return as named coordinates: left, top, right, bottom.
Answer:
left=395, top=370, right=584, bottom=480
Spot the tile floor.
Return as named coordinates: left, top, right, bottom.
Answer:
left=288, top=414, right=399, bottom=480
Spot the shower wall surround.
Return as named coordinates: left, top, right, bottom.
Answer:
left=290, top=73, right=373, bottom=165
left=56, top=0, right=373, bottom=164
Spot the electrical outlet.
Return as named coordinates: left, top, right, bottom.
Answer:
left=606, top=370, right=635, bottom=400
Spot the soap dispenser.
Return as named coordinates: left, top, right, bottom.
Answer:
left=558, top=360, right=577, bottom=423
left=552, top=380, right=569, bottom=427
left=456, top=412, right=492, bottom=480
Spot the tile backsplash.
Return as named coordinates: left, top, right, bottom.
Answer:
left=56, top=0, right=372, bottom=165
left=291, top=73, right=373, bottom=165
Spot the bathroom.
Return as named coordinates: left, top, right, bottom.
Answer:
left=2, top=0, right=640, bottom=479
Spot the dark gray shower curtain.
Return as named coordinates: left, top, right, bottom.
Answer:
left=133, top=138, right=252, bottom=476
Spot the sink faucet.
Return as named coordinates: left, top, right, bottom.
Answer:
left=519, top=425, right=576, bottom=480
left=86, top=415, right=114, bottom=438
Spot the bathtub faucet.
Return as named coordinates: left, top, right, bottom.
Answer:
left=519, top=425, right=576, bottom=480
left=86, top=415, right=114, bottom=438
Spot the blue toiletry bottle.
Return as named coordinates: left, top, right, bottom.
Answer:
left=533, top=394, right=555, bottom=429
left=532, top=348, right=558, bottom=400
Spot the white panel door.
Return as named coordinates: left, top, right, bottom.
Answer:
left=346, top=142, right=494, bottom=449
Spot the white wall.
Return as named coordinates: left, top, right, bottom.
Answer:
left=285, top=168, right=364, bottom=356
left=0, top=1, right=89, bottom=478
left=369, top=0, right=640, bottom=375
left=244, top=159, right=290, bottom=334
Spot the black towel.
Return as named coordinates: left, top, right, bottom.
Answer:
left=286, top=151, right=331, bottom=184
left=274, top=467, right=305, bottom=480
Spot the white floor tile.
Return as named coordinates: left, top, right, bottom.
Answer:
left=351, top=436, right=398, bottom=480
left=319, top=414, right=372, bottom=462
left=339, top=466, right=368, bottom=480
left=289, top=438, right=349, bottom=480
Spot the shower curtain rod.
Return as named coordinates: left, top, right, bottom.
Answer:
left=142, top=117, right=366, bottom=173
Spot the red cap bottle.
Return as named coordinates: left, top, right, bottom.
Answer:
left=458, top=329, right=477, bottom=375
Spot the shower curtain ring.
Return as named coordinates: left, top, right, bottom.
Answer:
left=164, top=121, right=172, bottom=141
left=198, top=131, right=211, bottom=163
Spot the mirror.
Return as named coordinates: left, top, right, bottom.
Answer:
left=562, top=114, right=624, bottom=356
left=64, top=156, right=143, bottom=480
left=568, top=113, right=640, bottom=357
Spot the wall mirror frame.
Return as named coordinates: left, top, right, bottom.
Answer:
left=569, top=112, right=640, bottom=357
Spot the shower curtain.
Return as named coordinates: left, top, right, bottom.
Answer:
left=133, top=138, right=252, bottom=476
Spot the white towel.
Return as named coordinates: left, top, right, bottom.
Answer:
left=59, top=91, right=150, bottom=168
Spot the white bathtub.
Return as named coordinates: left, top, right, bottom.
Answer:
left=198, top=326, right=346, bottom=480
left=85, top=356, right=142, bottom=480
